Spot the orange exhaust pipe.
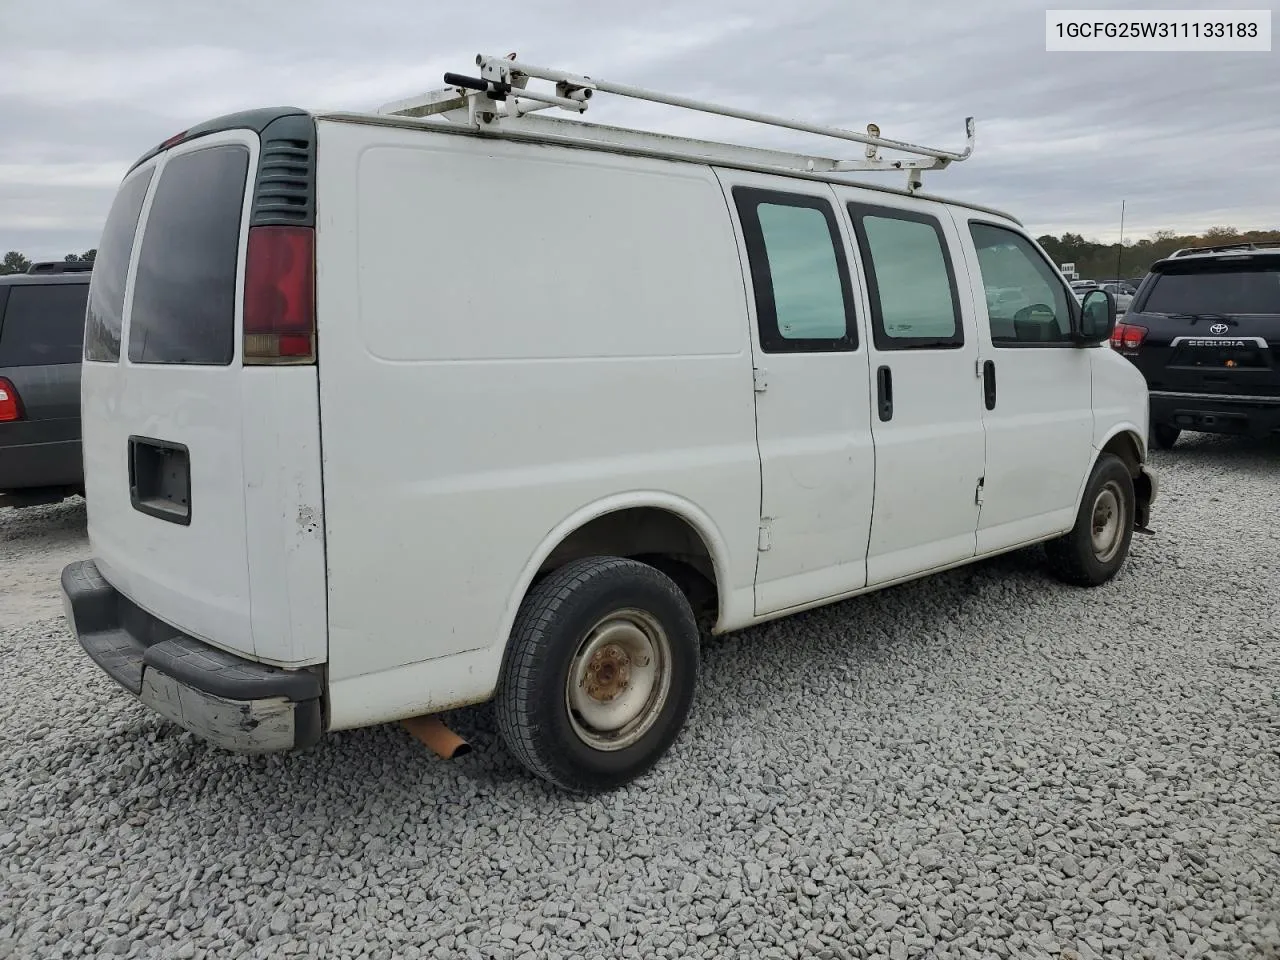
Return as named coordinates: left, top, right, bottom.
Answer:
left=402, top=715, right=471, bottom=759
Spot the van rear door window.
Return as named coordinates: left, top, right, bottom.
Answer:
left=128, top=145, right=249, bottom=365
left=85, top=169, right=152, bottom=362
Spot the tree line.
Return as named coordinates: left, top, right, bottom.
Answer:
left=1036, top=226, right=1280, bottom=281
left=0, top=249, right=97, bottom=275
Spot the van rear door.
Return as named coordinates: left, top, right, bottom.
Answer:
left=82, top=120, right=327, bottom=668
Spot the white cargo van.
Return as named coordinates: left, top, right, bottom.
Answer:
left=63, top=56, right=1156, bottom=791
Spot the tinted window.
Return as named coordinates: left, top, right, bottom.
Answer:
left=0, top=284, right=90, bottom=367
left=129, top=145, right=249, bottom=365
left=85, top=169, right=153, bottom=361
left=969, top=223, right=1073, bottom=344
left=1142, top=264, right=1280, bottom=315
left=733, top=188, right=857, bottom=353
left=852, top=206, right=962, bottom=349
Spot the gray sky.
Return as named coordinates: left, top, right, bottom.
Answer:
left=2, top=0, right=1276, bottom=260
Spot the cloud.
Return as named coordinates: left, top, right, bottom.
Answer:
left=1, top=0, right=1276, bottom=259
left=0, top=163, right=127, bottom=190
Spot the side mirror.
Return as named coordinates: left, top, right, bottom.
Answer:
left=1077, top=288, right=1116, bottom=344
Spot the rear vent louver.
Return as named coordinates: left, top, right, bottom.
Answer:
left=250, top=115, right=316, bottom=227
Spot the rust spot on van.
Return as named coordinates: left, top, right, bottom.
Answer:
left=296, top=506, right=319, bottom=537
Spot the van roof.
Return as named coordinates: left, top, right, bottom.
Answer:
left=128, top=101, right=1023, bottom=228
left=316, top=109, right=1024, bottom=226
left=128, top=106, right=309, bottom=174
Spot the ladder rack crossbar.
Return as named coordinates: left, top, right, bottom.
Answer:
left=486, top=56, right=974, bottom=164
left=475, top=112, right=942, bottom=177
left=375, top=53, right=976, bottom=191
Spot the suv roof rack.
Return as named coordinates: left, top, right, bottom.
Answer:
left=26, top=260, right=93, bottom=275
left=377, top=53, right=976, bottom=194
left=1169, top=241, right=1280, bottom=258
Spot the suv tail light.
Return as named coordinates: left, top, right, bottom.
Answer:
left=243, top=225, right=316, bottom=365
left=1111, top=322, right=1147, bottom=351
left=0, top=377, right=22, bottom=422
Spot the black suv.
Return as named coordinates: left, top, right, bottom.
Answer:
left=1113, top=242, right=1280, bottom=449
left=0, top=262, right=92, bottom=507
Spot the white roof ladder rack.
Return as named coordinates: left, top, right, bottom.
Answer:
left=378, top=53, right=976, bottom=193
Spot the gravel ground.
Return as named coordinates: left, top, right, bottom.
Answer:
left=2, top=435, right=1279, bottom=960
left=0, top=498, right=89, bottom=631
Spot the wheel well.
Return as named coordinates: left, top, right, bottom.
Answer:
left=1101, top=431, right=1142, bottom=476
left=1100, top=430, right=1153, bottom=527
left=536, top=508, right=720, bottom=627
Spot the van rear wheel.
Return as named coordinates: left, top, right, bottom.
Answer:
left=495, top=557, right=699, bottom=792
left=1044, top=453, right=1135, bottom=587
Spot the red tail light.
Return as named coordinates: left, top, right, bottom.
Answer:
left=0, top=377, right=22, bottom=422
left=243, top=225, right=316, bottom=365
left=1110, top=322, right=1147, bottom=351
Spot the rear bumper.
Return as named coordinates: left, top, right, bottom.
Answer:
left=61, top=560, right=322, bottom=753
left=1150, top=391, right=1280, bottom=438
left=0, top=436, right=82, bottom=493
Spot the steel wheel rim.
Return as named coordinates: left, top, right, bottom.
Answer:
left=1090, top=481, right=1125, bottom=563
left=565, top=608, right=671, bottom=752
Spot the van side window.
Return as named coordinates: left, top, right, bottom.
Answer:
left=969, top=222, right=1074, bottom=345
left=85, top=169, right=153, bottom=362
left=733, top=187, right=857, bottom=353
left=849, top=204, right=963, bottom=350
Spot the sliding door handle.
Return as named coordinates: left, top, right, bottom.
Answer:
left=982, top=359, right=997, bottom=410
left=876, top=365, right=893, bottom=422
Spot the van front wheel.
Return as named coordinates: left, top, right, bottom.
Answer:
left=495, top=557, right=699, bottom=792
left=1044, top=453, right=1136, bottom=587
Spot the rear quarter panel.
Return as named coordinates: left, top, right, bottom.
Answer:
left=313, top=120, right=761, bottom=724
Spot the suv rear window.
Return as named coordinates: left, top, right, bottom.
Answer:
left=0, top=283, right=90, bottom=367
left=1142, top=262, right=1280, bottom=315
left=129, top=145, right=250, bottom=365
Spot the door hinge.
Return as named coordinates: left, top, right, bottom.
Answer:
left=975, top=477, right=985, bottom=505
left=753, top=367, right=769, bottom=393
left=758, top=519, right=773, bottom=551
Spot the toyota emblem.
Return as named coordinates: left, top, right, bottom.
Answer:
left=1209, top=323, right=1230, bottom=335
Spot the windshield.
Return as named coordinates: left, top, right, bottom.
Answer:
left=1142, top=261, right=1280, bottom=315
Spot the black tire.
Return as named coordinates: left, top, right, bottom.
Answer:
left=494, top=556, right=699, bottom=792
left=1045, top=453, right=1136, bottom=587
left=1151, top=423, right=1181, bottom=450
